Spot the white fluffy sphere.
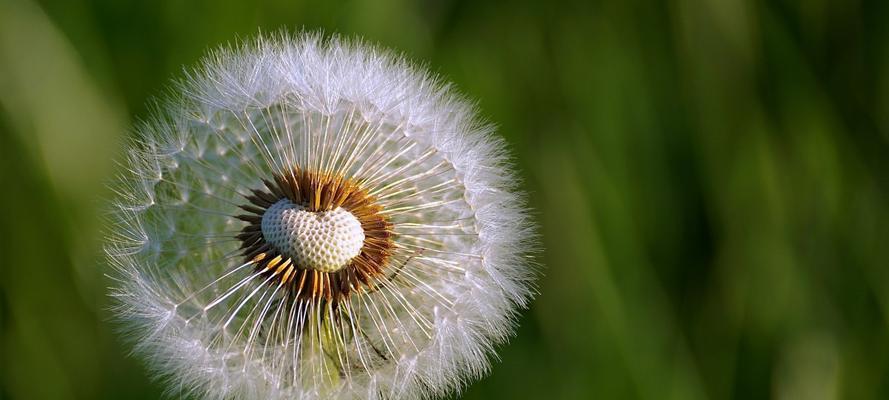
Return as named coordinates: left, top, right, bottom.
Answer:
left=106, top=32, right=538, bottom=400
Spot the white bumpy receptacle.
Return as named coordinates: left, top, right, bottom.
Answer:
left=260, top=198, right=365, bottom=272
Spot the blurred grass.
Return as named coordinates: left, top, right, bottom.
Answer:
left=1, top=0, right=889, bottom=398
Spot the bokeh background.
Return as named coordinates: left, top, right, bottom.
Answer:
left=2, top=0, right=889, bottom=398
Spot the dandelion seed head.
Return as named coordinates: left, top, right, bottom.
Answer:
left=106, top=31, right=538, bottom=400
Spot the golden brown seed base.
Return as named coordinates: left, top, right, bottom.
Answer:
left=236, top=168, right=393, bottom=302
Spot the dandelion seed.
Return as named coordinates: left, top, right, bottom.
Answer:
left=106, top=32, right=538, bottom=400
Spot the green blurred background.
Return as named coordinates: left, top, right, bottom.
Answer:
left=2, top=0, right=889, bottom=398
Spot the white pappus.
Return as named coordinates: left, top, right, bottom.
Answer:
left=106, top=32, right=538, bottom=400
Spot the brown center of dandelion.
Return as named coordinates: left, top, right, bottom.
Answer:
left=236, top=168, right=393, bottom=301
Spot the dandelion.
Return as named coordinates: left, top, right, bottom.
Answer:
left=106, top=32, right=538, bottom=399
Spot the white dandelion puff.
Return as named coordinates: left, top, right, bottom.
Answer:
left=106, top=32, right=538, bottom=400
